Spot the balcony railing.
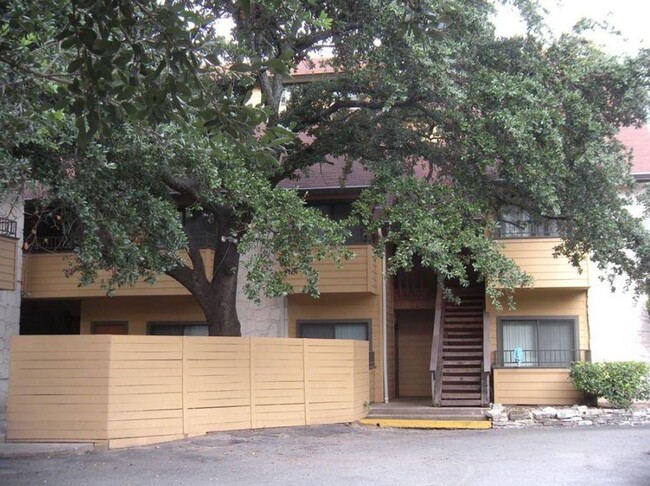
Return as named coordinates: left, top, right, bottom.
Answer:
left=493, top=349, right=591, bottom=368
left=25, top=235, right=76, bottom=252
left=0, top=217, right=17, bottom=238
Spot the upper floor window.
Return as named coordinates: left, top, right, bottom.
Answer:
left=496, top=207, right=559, bottom=238
left=180, top=209, right=218, bottom=249
left=308, top=201, right=369, bottom=244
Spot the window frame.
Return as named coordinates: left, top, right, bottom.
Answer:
left=297, top=319, right=374, bottom=368
left=496, top=316, right=579, bottom=368
left=147, top=321, right=209, bottom=336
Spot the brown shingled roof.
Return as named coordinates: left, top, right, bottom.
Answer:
left=280, top=123, right=650, bottom=191
left=279, top=155, right=373, bottom=191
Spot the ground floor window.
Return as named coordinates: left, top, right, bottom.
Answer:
left=498, top=317, right=577, bottom=367
left=297, top=320, right=374, bottom=367
left=147, top=322, right=208, bottom=336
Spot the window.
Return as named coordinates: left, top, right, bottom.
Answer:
left=180, top=209, right=218, bottom=249
left=498, top=318, right=577, bottom=367
left=91, top=321, right=128, bottom=335
left=298, top=320, right=374, bottom=367
left=308, top=201, right=368, bottom=244
left=148, top=322, right=209, bottom=336
left=496, top=207, right=558, bottom=238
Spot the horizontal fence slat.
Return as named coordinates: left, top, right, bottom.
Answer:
left=7, top=335, right=369, bottom=446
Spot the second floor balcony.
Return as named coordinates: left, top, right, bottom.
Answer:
left=496, top=238, right=590, bottom=289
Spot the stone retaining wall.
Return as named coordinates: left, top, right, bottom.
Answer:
left=487, top=403, right=650, bottom=428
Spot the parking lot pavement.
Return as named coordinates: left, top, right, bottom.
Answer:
left=1, top=424, right=649, bottom=485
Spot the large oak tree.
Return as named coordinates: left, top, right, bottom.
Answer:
left=1, top=0, right=648, bottom=335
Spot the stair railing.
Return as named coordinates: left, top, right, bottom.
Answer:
left=481, top=311, right=491, bottom=406
left=430, top=285, right=444, bottom=406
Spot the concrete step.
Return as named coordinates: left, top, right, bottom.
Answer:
left=368, top=405, right=487, bottom=418
left=358, top=418, right=491, bottom=430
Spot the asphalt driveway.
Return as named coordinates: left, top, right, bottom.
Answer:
left=1, top=424, right=649, bottom=485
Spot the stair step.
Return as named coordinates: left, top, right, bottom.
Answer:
left=442, top=375, right=481, bottom=383
left=442, top=384, right=482, bottom=392
left=443, top=345, right=482, bottom=350
left=440, top=399, right=483, bottom=406
left=443, top=360, right=482, bottom=366
left=443, top=351, right=483, bottom=358
left=441, top=392, right=481, bottom=399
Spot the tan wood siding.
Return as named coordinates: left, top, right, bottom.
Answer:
left=285, top=244, right=380, bottom=294
left=497, top=238, right=589, bottom=288
left=0, top=236, right=17, bottom=290
left=397, top=310, right=433, bottom=397
left=7, top=335, right=368, bottom=448
left=493, top=368, right=580, bottom=405
left=80, top=296, right=204, bottom=335
left=487, top=289, right=589, bottom=354
left=287, top=292, right=383, bottom=403
left=22, top=250, right=215, bottom=299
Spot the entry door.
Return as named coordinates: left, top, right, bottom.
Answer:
left=397, top=310, right=433, bottom=397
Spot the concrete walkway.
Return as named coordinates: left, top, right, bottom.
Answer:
left=0, top=413, right=94, bottom=459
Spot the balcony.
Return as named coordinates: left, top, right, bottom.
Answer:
left=285, top=244, right=380, bottom=294
left=0, top=217, right=18, bottom=291
left=22, top=246, right=216, bottom=299
left=496, top=238, right=590, bottom=288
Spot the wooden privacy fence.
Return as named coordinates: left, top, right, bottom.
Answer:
left=8, top=335, right=369, bottom=449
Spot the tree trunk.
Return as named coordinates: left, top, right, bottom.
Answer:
left=166, top=239, right=242, bottom=337
left=200, top=241, right=242, bottom=337
left=203, top=252, right=242, bottom=337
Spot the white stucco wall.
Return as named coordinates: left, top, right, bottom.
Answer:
left=0, top=195, right=23, bottom=411
left=588, top=268, right=650, bottom=362
left=588, top=186, right=650, bottom=363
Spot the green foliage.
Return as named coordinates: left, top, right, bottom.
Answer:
left=1, top=0, right=649, bottom=332
left=570, top=362, right=650, bottom=409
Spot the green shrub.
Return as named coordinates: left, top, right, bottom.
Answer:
left=569, top=361, right=650, bottom=409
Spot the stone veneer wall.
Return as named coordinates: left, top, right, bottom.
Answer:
left=236, top=256, right=286, bottom=338
left=487, top=403, right=650, bottom=428
left=0, top=195, right=23, bottom=411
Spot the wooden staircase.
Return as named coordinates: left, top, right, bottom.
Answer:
left=432, top=287, right=489, bottom=407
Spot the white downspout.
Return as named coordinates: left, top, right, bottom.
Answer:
left=382, top=252, right=389, bottom=403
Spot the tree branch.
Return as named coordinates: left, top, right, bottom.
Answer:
left=0, top=54, right=72, bottom=84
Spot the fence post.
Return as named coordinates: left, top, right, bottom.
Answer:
left=181, top=337, right=188, bottom=436
left=302, top=339, right=311, bottom=426
left=249, top=337, right=256, bottom=429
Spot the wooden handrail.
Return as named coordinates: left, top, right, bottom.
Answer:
left=429, top=286, right=444, bottom=375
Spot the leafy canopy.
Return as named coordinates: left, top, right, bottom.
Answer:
left=1, top=0, right=649, bottom=314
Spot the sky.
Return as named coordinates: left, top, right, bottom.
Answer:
left=494, top=0, right=649, bottom=55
